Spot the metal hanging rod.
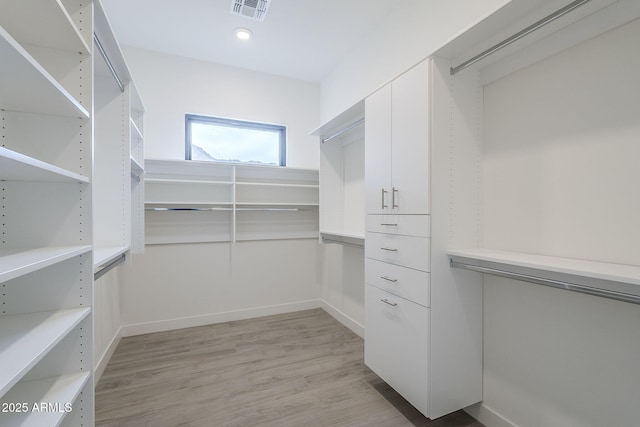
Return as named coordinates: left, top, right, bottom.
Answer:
left=146, top=207, right=303, bottom=212
left=94, top=253, right=126, bottom=280
left=450, top=258, right=640, bottom=305
left=94, top=33, right=125, bottom=92
left=450, top=0, right=592, bottom=75
left=321, top=237, right=365, bottom=249
left=321, top=118, right=365, bottom=143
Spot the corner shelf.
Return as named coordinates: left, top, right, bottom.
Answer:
left=0, top=308, right=91, bottom=398
left=449, top=248, right=640, bottom=304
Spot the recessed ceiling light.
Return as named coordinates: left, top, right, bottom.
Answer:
left=234, top=27, right=253, bottom=41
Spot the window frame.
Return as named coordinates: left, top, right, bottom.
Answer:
left=185, top=114, right=287, bottom=166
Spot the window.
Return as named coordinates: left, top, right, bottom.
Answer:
left=185, top=114, right=286, bottom=166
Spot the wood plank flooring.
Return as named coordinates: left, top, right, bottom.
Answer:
left=95, top=309, right=483, bottom=427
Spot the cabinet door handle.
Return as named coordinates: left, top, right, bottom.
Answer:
left=380, top=223, right=398, bottom=226
left=392, top=187, right=399, bottom=209
left=380, top=299, right=397, bottom=307
left=380, top=276, right=398, bottom=283
left=380, top=247, right=398, bottom=252
left=381, top=188, right=388, bottom=209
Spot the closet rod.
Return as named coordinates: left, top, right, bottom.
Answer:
left=94, top=253, right=126, bottom=280
left=146, top=207, right=303, bottom=212
left=321, top=237, right=364, bottom=248
left=94, top=33, right=125, bottom=92
left=322, top=118, right=365, bottom=143
left=450, top=0, right=592, bottom=75
left=449, top=259, right=640, bottom=305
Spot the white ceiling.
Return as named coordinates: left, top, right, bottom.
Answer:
left=101, top=0, right=404, bottom=83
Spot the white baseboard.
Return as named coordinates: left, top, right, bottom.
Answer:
left=120, top=300, right=321, bottom=337
left=94, top=326, right=122, bottom=385
left=319, top=299, right=365, bottom=338
left=465, top=402, right=517, bottom=427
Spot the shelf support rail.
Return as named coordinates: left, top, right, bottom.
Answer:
left=450, top=258, right=640, bottom=305
left=450, top=0, right=592, bottom=75
left=94, top=33, right=125, bottom=92
left=94, top=253, right=127, bottom=280
left=321, top=118, right=365, bottom=143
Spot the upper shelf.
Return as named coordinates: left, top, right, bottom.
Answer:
left=0, top=0, right=91, bottom=54
left=0, top=246, right=92, bottom=285
left=449, top=248, right=640, bottom=303
left=0, top=147, right=90, bottom=184
left=310, top=100, right=364, bottom=143
left=0, top=25, right=89, bottom=118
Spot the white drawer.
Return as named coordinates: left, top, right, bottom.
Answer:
left=365, top=284, right=429, bottom=415
left=366, top=214, right=430, bottom=237
left=366, top=258, right=430, bottom=307
left=365, top=232, right=430, bottom=271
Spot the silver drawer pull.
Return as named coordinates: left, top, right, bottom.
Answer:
left=380, top=223, right=398, bottom=226
left=392, top=187, right=399, bottom=209
left=380, top=247, right=398, bottom=252
left=381, top=299, right=397, bottom=307
left=380, top=276, right=398, bottom=283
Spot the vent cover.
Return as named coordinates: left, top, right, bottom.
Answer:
left=230, top=0, right=270, bottom=22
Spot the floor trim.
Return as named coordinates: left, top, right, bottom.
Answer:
left=319, top=299, right=365, bottom=338
left=120, top=300, right=322, bottom=337
left=464, top=402, right=517, bottom=427
left=94, top=326, right=122, bottom=384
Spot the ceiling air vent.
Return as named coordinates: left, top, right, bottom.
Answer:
left=230, top=0, right=271, bottom=22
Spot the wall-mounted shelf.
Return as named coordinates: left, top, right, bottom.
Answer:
left=0, top=308, right=91, bottom=397
left=94, top=246, right=129, bottom=273
left=0, top=147, right=90, bottom=184
left=0, top=246, right=92, bottom=284
left=0, top=26, right=89, bottom=118
left=0, top=372, right=91, bottom=427
left=145, top=159, right=319, bottom=244
left=449, top=248, right=640, bottom=304
left=320, top=230, right=365, bottom=247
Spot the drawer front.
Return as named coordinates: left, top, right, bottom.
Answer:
left=365, top=232, right=430, bottom=271
left=366, top=258, right=430, bottom=307
left=366, top=214, right=430, bottom=237
left=365, top=284, right=429, bottom=415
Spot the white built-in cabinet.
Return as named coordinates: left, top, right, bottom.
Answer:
left=365, top=62, right=429, bottom=215
left=364, top=59, right=476, bottom=419
left=145, top=159, right=318, bottom=244
left=0, top=1, right=95, bottom=425
left=93, top=0, right=145, bottom=271
left=0, top=1, right=144, bottom=424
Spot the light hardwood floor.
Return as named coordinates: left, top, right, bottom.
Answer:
left=95, top=309, right=483, bottom=427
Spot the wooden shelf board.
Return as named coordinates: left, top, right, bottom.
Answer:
left=0, top=372, right=90, bottom=427
left=0, top=246, right=92, bottom=284
left=0, top=308, right=91, bottom=398
left=0, top=27, right=89, bottom=118
left=0, top=147, right=89, bottom=184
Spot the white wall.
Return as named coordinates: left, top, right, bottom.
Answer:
left=319, top=0, right=509, bottom=122
left=122, top=46, right=320, bottom=169
left=120, top=240, right=321, bottom=335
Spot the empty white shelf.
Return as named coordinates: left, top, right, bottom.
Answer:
left=0, top=246, right=92, bottom=284
left=130, top=156, right=144, bottom=176
left=93, top=246, right=128, bottom=272
left=0, top=26, right=89, bottom=118
left=320, top=230, right=365, bottom=247
left=0, top=1, right=90, bottom=53
left=0, top=372, right=91, bottom=427
left=145, top=178, right=233, bottom=185
left=449, top=248, right=640, bottom=303
left=0, top=147, right=90, bottom=184
left=0, top=308, right=91, bottom=398
left=235, top=182, right=319, bottom=189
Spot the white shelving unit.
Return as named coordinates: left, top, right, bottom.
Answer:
left=0, top=0, right=95, bottom=424
left=145, top=159, right=319, bottom=244
left=432, top=0, right=640, bottom=304
left=311, top=101, right=365, bottom=246
left=93, top=0, right=146, bottom=270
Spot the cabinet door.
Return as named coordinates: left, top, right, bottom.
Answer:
left=365, top=284, right=429, bottom=415
left=391, top=60, right=430, bottom=214
left=365, top=84, right=392, bottom=214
